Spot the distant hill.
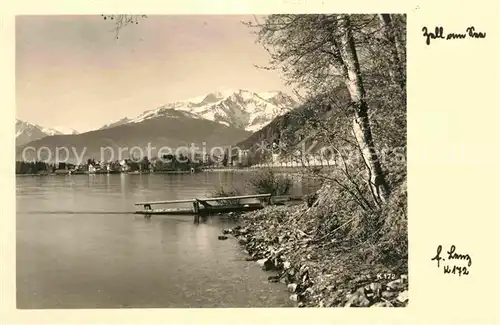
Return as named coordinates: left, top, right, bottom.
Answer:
left=17, top=110, right=251, bottom=164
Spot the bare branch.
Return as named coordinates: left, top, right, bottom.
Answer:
left=101, top=14, right=148, bottom=39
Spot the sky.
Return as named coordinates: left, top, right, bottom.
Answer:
left=16, top=15, right=290, bottom=132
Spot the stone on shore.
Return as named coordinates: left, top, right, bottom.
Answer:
left=386, top=279, right=403, bottom=291
left=237, top=236, right=248, bottom=245
left=220, top=205, right=408, bottom=308
left=256, top=258, right=274, bottom=271
left=397, top=290, right=409, bottom=303
left=268, top=275, right=280, bottom=283
left=287, top=283, right=298, bottom=293
left=345, top=288, right=371, bottom=307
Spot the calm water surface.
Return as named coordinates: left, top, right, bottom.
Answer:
left=17, top=172, right=317, bottom=308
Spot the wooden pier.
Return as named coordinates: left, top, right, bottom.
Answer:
left=134, top=193, right=284, bottom=216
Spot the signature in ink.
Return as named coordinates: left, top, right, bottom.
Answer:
left=431, top=245, right=471, bottom=276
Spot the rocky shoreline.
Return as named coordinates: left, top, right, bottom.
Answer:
left=219, top=206, right=409, bottom=307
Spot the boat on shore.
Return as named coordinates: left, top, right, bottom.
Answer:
left=137, top=202, right=265, bottom=216
left=134, top=194, right=303, bottom=216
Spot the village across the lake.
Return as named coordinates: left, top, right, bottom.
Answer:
left=15, top=149, right=342, bottom=176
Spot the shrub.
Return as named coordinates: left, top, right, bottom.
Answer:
left=376, top=179, right=408, bottom=272
left=246, top=169, right=293, bottom=198
left=309, top=174, right=407, bottom=272
left=210, top=184, right=243, bottom=205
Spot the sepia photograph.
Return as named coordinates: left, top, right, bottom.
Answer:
left=15, top=14, right=407, bottom=309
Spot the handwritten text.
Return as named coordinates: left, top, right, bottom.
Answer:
left=431, top=245, right=472, bottom=276
left=422, top=26, right=486, bottom=45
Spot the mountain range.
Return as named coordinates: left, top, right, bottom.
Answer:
left=16, top=120, right=78, bottom=146
left=16, top=89, right=297, bottom=163
left=99, top=89, right=297, bottom=132
left=236, top=86, right=351, bottom=160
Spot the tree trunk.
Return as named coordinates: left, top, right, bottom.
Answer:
left=391, top=14, right=407, bottom=69
left=336, top=14, right=391, bottom=203
left=378, top=14, right=406, bottom=93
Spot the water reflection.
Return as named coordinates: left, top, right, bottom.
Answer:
left=16, top=172, right=316, bottom=308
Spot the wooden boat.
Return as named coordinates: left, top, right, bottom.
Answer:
left=135, top=202, right=265, bottom=215
left=134, top=194, right=272, bottom=216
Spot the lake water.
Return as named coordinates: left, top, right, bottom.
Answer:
left=16, top=172, right=318, bottom=309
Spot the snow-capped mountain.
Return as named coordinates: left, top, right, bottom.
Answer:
left=16, top=119, right=78, bottom=146
left=101, top=89, right=298, bottom=132
left=98, top=117, right=132, bottom=130
left=43, top=126, right=79, bottom=136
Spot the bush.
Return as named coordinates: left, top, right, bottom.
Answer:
left=308, top=174, right=407, bottom=272
left=246, top=169, right=293, bottom=198
left=376, top=179, right=408, bottom=272
left=211, top=184, right=243, bottom=205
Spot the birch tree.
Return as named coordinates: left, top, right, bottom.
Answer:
left=378, top=14, right=406, bottom=93
left=250, top=14, right=393, bottom=203
left=336, top=14, right=391, bottom=202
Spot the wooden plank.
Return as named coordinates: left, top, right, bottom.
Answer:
left=135, top=193, right=271, bottom=206
left=135, top=208, right=195, bottom=215
left=196, top=199, right=213, bottom=208
left=192, top=201, right=200, bottom=214
left=272, top=195, right=304, bottom=202
left=134, top=199, right=195, bottom=206
left=195, top=193, right=271, bottom=201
